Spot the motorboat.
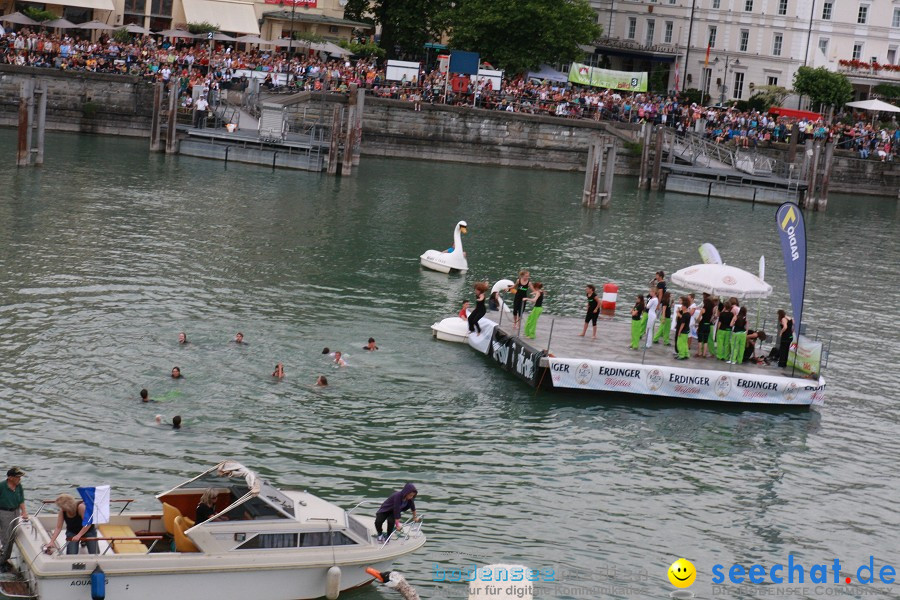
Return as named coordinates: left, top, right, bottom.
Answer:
left=420, top=221, right=468, bottom=274
left=4, top=461, right=425, bottom=600
left=430, top=280, right=514, bottom=343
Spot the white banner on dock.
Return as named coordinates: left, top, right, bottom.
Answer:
left=547, top=358, right=825, bottom=406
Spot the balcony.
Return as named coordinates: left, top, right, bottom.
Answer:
left=837, top=60, right=900, bottom=82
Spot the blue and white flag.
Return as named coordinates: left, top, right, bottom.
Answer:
left=775, top=203, right=807, bottom=338
left=77, top=485, right=111, bottom=526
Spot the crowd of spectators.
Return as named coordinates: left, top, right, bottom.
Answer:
left=2, top=26, right=897, bottom=160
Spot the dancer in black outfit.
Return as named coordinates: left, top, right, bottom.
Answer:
left=468, top=282, right=489, bottom=334
left=777, top=309, right=793, bottom=367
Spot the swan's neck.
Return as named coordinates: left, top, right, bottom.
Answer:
left=453, top=225, right=463, bottom=252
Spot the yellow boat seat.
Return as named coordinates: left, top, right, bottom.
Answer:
left=162, top=502, right=182, bottom=536
left=173, top=516, right=199, bottom=553
left=97, top=524, right=146, bottom=554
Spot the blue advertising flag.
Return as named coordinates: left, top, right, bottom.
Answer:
left=449, top=50, right=479, bottom=75
left=775, top=203, right=806, bottom=337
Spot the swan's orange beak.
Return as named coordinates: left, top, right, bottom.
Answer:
left=460, top=226, right=467, bottom=234
left=366, top=567, right=385, bottom=583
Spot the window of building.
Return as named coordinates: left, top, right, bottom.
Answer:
left=628, top=17, right=636, bottom=39
left=645, top=19, right=655, bottom=45
left=888, top=46, right=898, bottom=66
left=703, top=67, right=712, bottom=96
left=822, top=1, right=832, bottom=20
left=668, top=0, right=676, bottom=5
left=150, top=0, right=172, bottom=16
left=817, top=37, right=829, bottom=57
left=739, top=29, right=749, bottom=52
left=778, top=0, right=787, bottom=15
left=744, top=0, right=753, bottom=12
left=733, top=72, right=745, bottom=99
left=852, top=42, right=863, bottom=61
left=893, top=8, right=900, bottom=28
left=712, top=0, right=720, bottom=7
left=328, top=25, right=339, bottom=33
left=857, top=4, right=868, bottom=24
left=767, top=76, right=779, bottom=86
left=772, top=33, right=782, bottom=56
left=708, top=25, right=717, bottom=48
left=664, top=21, right=673, bottom=43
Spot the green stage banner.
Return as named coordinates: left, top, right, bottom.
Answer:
left=568, top=63, right=648, bottom=92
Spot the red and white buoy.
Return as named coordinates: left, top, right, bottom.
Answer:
left=601, top=283, right=618, bottom=311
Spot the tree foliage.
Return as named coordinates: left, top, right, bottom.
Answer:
left=23, top=7, right=55, bottom=22
left=186, top=21, right=219, bottom=34
left=343, top=0, right=452, bottom=60
left=746, top=85, right=789, bottom=111
left=449, top=0, right=601, bottom=74
left=792, top=67, right=853, bottom=110
left=873, top=83, right=900, bottom=100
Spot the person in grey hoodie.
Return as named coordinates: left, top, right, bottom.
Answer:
left=374, top=483, right=418, bottom=541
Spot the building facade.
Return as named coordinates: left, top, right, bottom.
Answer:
left=589, top=0, right=900, bottom=103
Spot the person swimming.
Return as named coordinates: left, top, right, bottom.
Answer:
left=140, top=389, right=150, bottom=402
left=272, top=363, right=284, bottom=378
left=171, top=367, right=183, bottom=379
left=178, top=332, right=189, bottom=345
left=233, top=332, right=245, bottom=344
left=333, top=352, right=347, bottom=367
left=316, top=375, right=328, bottom=387
left=363, top=338, right=379, bottom=351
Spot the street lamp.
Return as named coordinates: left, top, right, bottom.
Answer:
left=719, top=56, right=740, bottom=104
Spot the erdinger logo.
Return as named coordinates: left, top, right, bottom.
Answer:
left=783, top=382, right=800, bottom=402
left=715, top=375, right=732, bottom=398
left=647, top=369, right=664, bottom=391
left=575, top=362, right=593, bottom=385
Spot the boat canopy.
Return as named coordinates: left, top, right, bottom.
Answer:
left=156, top=460, right=295, bottom=521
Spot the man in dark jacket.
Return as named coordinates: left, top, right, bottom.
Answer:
left=374, top=483, right=417, bottom=542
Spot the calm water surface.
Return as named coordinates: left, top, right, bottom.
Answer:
left=1, top=130, right=898, bottom=600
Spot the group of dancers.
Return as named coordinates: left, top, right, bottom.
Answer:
left=465, top=270, right=545, bottom=339
left=630, top=271, right=794, bottom=367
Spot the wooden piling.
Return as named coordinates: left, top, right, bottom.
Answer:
left=34, top=81, right=47, bottom=166
left=817, top=142, right=833, bottom=212
left=787, top=122, right=800, bottom=164
left=352, top=87, right=365, bottom=166
left=150, top=80, right=163, bottom=152
left=17, top=80, right=32, bottom=167
left=165, top=80, right=178, bottom=154
left=601, top=141, right=616, bottom=209
left=650, top=126, right=664, bottom=190
left=638, top=124, right=652, bottom=189
left=582, top=139, right=603, bottom=207
left=341, top=105, right=355, bottom=176
left=807, top=141, right=821, bottom=209
left=326, top=105, right=341, bottom=175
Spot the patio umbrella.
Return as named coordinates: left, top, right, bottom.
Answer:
left=155, top=29, right=197, bottom=38
left=43, top=18, right=78, bottom=28
left=671, top=263, right=773, bottom=299
left=845, top=98, right=900, bottom=113
left=319, top=41, right=350, bottom=56
left=236, top=34, right=266, bottom=44
left=211, top=32, right=235, bottom=42
left=124, top=23, right=151, bottom=34
left=79, top=20, right=117, bottom=30
left=1, top=11, right=39, bottom=25
left=270, top=38, right=293, bottom=47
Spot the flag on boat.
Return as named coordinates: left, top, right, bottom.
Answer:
left=77, top=485, right=111, bottom=526
left=775, top=202, right=806, bottom=339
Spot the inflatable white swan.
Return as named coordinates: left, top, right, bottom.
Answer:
left=420, top=221, right=468, bottom=274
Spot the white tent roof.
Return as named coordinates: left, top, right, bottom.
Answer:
left=845, top=98, right=900, bottom=113
left=181, top=0, right=260, bottom=34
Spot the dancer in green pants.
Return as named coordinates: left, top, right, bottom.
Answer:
left=729, top=307, right=748, bottom=364
left=675, top=296, right=691, bottom=359
left=523, top=283, right=544, bottom=339
left=653, top=291, right=672, bottom=345
left=630, top=295, right=645, bottom=349
left=716, top=301, right=733, bottom=360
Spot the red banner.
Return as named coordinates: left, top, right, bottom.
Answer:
left=264, top=0, right=317, bottom=5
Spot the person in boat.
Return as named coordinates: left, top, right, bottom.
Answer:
left=374, top=483, right=418, bottom=542
left=195, top=489, right=227, bottom=523
left=273, top=363, right=285, bottom=378
left=458, top=300, right=470, bottom=319
left=467, top=282, right=488, bottom=334
left=178, top=332, right=189, bottom=345
left=140, top=389, right=150, bottom=403
left=363, top=338, right=379, bottom=351
left=508, top=270, right=532, bottom=327
left=0, top=467, right=28, bottom=567
left=171, top=366, right=183, bottom=379
left=315, top=375, right=328, bottom=387
left=43, top=494, right=98, bottom=555
left=579, top=285, right=600, bottom=338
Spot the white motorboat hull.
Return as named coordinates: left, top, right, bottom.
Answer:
left=420, top=251, right=467, bottom=274
left=431, top=316, right=470, bottom=343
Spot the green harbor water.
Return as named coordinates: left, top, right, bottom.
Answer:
left=1, top=130, right=898, bottom=599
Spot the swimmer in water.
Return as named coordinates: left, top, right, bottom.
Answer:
left=321, top=347, right=330, bottom=355
left=272, top=363, right=284, bottom=378
left=333, top=352, right=347, bottom=367
left=363, top=338, right=378, bottom=351
left=315, top=375, right=328, bottom=387
left=140, top=389, right=150, bottom=403
left=171, top=367, right=183, bottom=379
left=234, top=332, right=244, bottom=344
left=178, top=332, right=189, bottom=344
left=172, top=415, right=182, bottom=429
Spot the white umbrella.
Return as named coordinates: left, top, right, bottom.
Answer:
left=320, top=41, right=351, bottom=56
left=671, top=263, right=773, bottom=299
left=79, top=20, right=116, bottom=30
left=211, top=32, right=235, bottom=41
left=845, top=98, right=900, bottom=113
left=124, top=23, right=151, bottom=34
left=236, top=34, right=266, bottom=44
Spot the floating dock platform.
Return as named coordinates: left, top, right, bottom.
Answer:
left=462, top=310, right=825, bottom=407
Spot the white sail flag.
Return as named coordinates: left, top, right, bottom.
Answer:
left=699, top=243, right=723, bottom=265
left=77, top=485, right=111, bottom=526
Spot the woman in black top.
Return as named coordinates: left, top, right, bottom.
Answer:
left=777, top=309, right=793, bottom=367
left=468, top=282, right=489, bottom=334
left=728, top=307, right=748, bottom=364
left=629, top=295, right=645, bottom=349
left=675, top=296, right=692, bottom=359
left=716, top=301, right=734, bottom=361
left=523, top=282, right=544, bottom=339
left=696, top=296, right=715, bottom=358
left=508, top=270, right=532, bottom=327
left=44, top=494, right=98, bottom=555
left=196, top=488, right=219, bottom=523
left=653, top=291, right=673, bottom=345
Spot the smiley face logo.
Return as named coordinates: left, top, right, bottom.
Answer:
left=668, top=558, right=696, bottom=588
